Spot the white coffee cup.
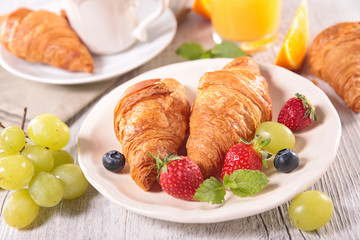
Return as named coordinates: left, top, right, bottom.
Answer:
left=62, top=0, right=169, bottom=55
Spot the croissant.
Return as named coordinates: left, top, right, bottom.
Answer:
left=308, top=22, right=360, bottom=112
left=186, top=57, right=272, bottom=179
left=114, top=78, right=191, bottom=191
left=0, top=8, right=94, bottom=73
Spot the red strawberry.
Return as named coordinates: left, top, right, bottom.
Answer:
left=149, top=153, right=203, bottom=201
left=278, top=93, right=317, bottom=131
left=221, top=136, right=271, bottom=179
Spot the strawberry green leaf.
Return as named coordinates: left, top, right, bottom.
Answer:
left=223, top=169, right=269, bottom=198
left=148, top=152, right=164, bottom=177
left=194, top=177, right=226, bottom=204
left=240, top=138, right=252, bottom=145
left=258, top=138, right=271, bottom=149
left=148, top=152, right=181, bottom=179
left=261, top=151, right=272, bottom=168
left=166, top=152, right=182, bottom=162
left=295, top=93, right=317, bottom=121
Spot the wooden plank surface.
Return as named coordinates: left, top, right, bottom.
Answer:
left=1, top=0, right=360, bottom=239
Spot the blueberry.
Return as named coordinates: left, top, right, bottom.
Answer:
left=274, top=148, right=299, bottom=173
left=102, top=150, right=126, bottom=172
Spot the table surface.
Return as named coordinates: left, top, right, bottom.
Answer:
left=1, top=0, right=360, bottom=239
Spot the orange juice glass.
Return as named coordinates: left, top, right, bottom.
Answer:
left=210, top=0, right=282, bottom=52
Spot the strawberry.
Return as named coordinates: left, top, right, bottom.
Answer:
left=221, top=136, right=271, bottom=179
left=149, top=152, right=203, bottom=201
left=278, top=93, right=317, bottom=131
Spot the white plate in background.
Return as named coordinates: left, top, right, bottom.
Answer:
left=0, top=0, right=176, bottom=85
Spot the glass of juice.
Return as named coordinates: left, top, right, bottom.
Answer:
left=210, top=0, right=282, bottom=53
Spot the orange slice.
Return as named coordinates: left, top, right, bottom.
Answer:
left=275, top=0, right=309, bottom=70
left=192, top=0, right=211, bottom=19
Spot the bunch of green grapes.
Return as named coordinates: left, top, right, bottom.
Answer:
left=0, top=113, right=88, bottom=228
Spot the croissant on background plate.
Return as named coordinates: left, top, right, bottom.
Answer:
left=0, top=8, right=94, bottom=73
left=114, top=78, right=191, bottom=191
left=308, top=21, right=360, bottom=113
left=186, top=57, right=272, bottom=179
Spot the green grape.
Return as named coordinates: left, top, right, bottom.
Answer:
left=0, top=150, right=20, bottom=159
left=24, top=140, right=32, bottom=149
left=51, top=149, right=74, bottom=168
left=28, top=172, right=63, bottom=207
left=289, top=190, right=334, bottom=231
left=0, top=126, right=26, bottom=153
left=0, top=155, right=34, bottom=190
left=52, top=164, right=89, bottom=200
left=27, top=113, right=69, bottom=149
left=255, top=121, right=295, bottom=154
left=21, top=145, right=54, bottom=174
left=3, top=189, right=40, bottom=228
left=48, top=123, right=70, bottom=150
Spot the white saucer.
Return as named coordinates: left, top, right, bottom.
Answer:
left=78, top=58, right=341, bottom=223
left=0, top=0, right=177, bottom=85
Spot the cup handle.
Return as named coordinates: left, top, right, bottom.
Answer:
left=132, top=0, right=169, bottom=42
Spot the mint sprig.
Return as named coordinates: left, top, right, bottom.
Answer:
left=210, top=42, right=246, bottom=58
left=194, top=169, right=269, bottom=204
left=175, top=42, right=206, bottom=60
left=176, top=41, right=246, bottom=60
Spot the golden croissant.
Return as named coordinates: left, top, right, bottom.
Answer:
left=0, top=8, right=94, bottom=73
left=308, top=22, right=360, bottom=112
left=114, top=78, right=191, bottom=191
left=186, top=57, right=272, bottom=179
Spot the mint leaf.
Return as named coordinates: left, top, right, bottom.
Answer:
left=223, top=169, right=269, bottom=198
left=176, top=42, right=205, bottom=60
left=200, top=50, right=212, bottom=59
left=210, top=41, right=246, bottom=58
left=194, top=177, right=226, bottom=204
left=176, top=41, right=246, bottom=60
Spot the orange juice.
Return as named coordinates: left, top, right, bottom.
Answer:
left=210, top=0, right=282, bottom=51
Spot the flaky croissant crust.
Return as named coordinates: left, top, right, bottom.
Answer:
left=114, top=78, right=190, bottom=191
left=308, top=22, right=360, bottom=112
left=0, top=8, right=94, bottom=73
left=186, top=57, right=272, bottom=179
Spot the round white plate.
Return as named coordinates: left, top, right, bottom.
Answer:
left=0, top=0, right=176, bottom=85
left=78, top=58, right=341, bottom=223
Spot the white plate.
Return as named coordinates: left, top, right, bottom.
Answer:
left=78, top=58, right=341, bottom=223
left=0, top=0, right=176, bottom=85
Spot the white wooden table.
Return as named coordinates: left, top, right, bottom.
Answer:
left=1, top=0, right=360, bottom=239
